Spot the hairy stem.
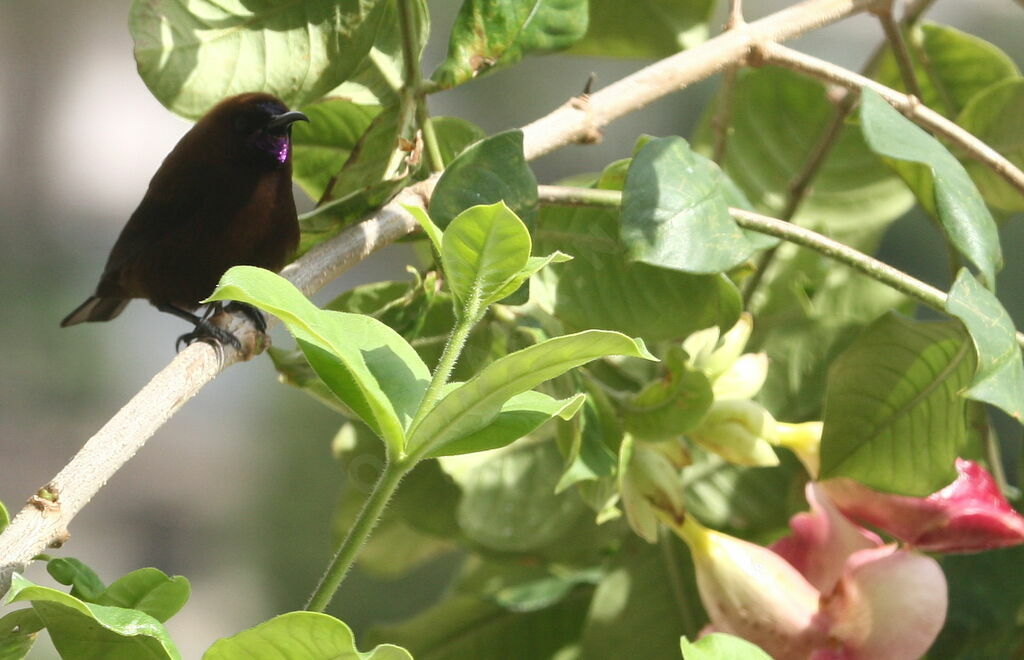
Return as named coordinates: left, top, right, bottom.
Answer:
left=305, top=458, right=411, bottom=612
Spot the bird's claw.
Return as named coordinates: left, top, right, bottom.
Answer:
left=175, top=320, right=242, bottom=352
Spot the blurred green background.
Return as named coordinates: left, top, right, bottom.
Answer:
left=1, top=0, right=1021, bottom=656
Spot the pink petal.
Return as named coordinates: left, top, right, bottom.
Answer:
left=771, top=483, right=880, bottom=593
left=823, top=460, right=1024, bottom=553
left=825, top=545, right=947, bottom=660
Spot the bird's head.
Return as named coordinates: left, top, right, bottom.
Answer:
left=199, top=93, right=309, bottom=169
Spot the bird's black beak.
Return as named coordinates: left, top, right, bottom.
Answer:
left=266, top=110, right=309, bottom=133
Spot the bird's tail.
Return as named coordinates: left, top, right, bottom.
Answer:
left=61, top=296, right=129, bottom=327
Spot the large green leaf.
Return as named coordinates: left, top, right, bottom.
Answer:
left=45, top=557, right=105, bottom=603
left=407, top=330, right=654, bottom=456
left=204, top=611, right=411, bottom=659
left=130, top=0, right=384, bottom=118
left=430, top=391, right=585, bottom=457
left=432, top=0, right=588, bottom=89
left=535, top=166, right=742, bottom=343
left=621, top=137, right=759, bottom=274
left=331, top=0, right=429, bottom=107
left=956, top=79, right=1024, bottom=212
left=820, top=313, right=977, bottom=495
left=693, top=67, right=913, bottom=250
left=441, top=202, right=532, bottom=311
left=859, top=87, right=1002, bottom=288
left=569, top=0, right=714, bottom=58
left=945, top=269, right=1024, bottom=421
left=623, top=347, right=713, bottom=441
left=320, top=102, right=413, bottom=205
left=291, top=99, right=380, bottom=202
left=98, top=569, right=191, bottom=624
left=207, top=266, right=430, bottom=455
left=4, top=573, right=180, bottom=660
left=442, top=441, right=587, bottom=552
left=429, top=130, right=538, bottom=229
left=874, top=22, right=1019, bottom=119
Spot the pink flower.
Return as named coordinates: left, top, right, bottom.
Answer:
left=823, top=459, right=1024, bottom=553
left=668, top=484, right=947, bottom=659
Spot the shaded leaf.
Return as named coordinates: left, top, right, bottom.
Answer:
left=569, top=0, right=714, bottom=58
left=859, top=87, right=1002, bottom=288
left=292, top=99, right=380, bottom=202
left=430, top=130, right=538, bottom=229
left=0, top=608, right=43, bottom=659
left=45, top=557, right=105, bottom=603
left=681, top=633, right=773, bottom=659
left=956, top=79, right=1024, bottom=212
left=98, top=569, right=191, bottom=624
left=820, top=313, right=976, bottom=495
left=130, top=0, right=384, bottom=118
left=874, top=22, right=1019, bottom=118
left=945, top=269, right=1024, bottom=421
left=432, top=0, right=588, bottom=89
left=624, top=348, right=714, bottom=441
left=204, top=611, right=411, bottom=659
left=621, top=137, right=758, bottom=274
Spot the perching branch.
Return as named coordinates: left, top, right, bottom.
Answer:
left=0, top=0, right=906, bottom=592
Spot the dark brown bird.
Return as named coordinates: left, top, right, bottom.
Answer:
left=61, top=92, right=308, bottom=348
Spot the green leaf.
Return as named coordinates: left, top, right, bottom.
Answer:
left=204, top=611, right=411, bottom=659
left=430, top=391, right=585, bottom=457
left=535, top=169, right=742, bottom=343
left=956, top=79, right=1024, bottom=212
left=5, top=573, right=181, bottom=659
left=441, top=202, right=532, bottom=311
left=432, top=0, right=588, bottom=89
left=0, top=608, right=44, bottom=659
left=569, top=0, right=714, bottom=57
left=820, top=313, right=977, bottom=495
left=859, top=87, right=1002, bottom=288
left=292, top=100, right=380, bottom=202
left=407, top=330, right=654, bottom=456
left=580, top=536, right=704, bottom=657
left=207, top=266, right=430, bottom=455
left=622, top=137, right=759, bottom=274
left=97, top=569, right=191, bottom=624
left=46, top=557, right=105, bottom=603
left=623, top=347, right=713, bottom=441
left=457, top=558, right=601, bottom=612
left=130, top=0, right=384, bottom=118
left=331, top=0, right=430, bottom=107
left=693, top=67, right=914, bottom=250
left=441, top=441, right=586, bottom=552
left=681, top=633, right=773, bottom=659
left=321, top=102, right=412, bottom=204
left=405, top=205, right=444, bottom=254
left=368, top=590, right=590, bottom=659
left=945, top=269, right=1024, bottom=421
left=0, top=500, right=8, bottom=533
left=430, top=117, right=489, bottom=167
left=429, top=130, right=538, bottom=229
left=555, top=387, right=621, bottom=493
left=874, top=22, right=1019, bottom=119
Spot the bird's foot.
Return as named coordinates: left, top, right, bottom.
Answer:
left=175, top=319, right=242, bottom=352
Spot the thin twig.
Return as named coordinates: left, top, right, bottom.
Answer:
left=760, top=43, right=1024, bottom=197
left=872, top=0, right=922, bottom=99
left=711, top=0, right=746, bottom=163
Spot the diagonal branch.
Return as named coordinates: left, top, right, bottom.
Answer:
left=0, top=0, right=878, bottom=591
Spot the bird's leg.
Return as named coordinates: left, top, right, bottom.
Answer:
left=156, top=303, right=242, bottom=351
